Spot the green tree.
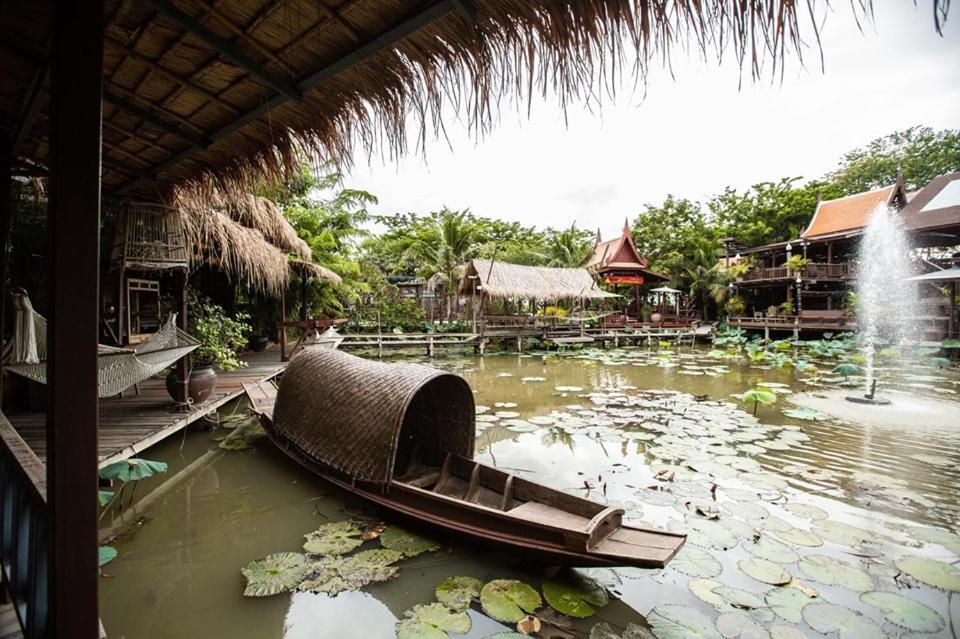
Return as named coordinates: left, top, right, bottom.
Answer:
left=401, top=209, right=480, bottom=296
left=710, top=177, right=841, bottom=247
left=826, top=126, right=960, bottom=194
left=631, top=196, right=715, bottom=276
left=671, top=237, right=731, bottom=320
left=544, top=224, right=593, bottom=267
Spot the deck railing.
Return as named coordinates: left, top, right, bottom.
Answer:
left=0, top=412, right=48, bottom=638
left=740, top=262, right=855, bottom=282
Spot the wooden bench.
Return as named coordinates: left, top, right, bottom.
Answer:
left=799, top=310, right=847, bottom=325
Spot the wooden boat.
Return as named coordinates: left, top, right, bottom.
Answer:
left=244, top=349, right=685, bottom=568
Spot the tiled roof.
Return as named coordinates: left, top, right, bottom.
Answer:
left=801, top=185, right=899, bottom=239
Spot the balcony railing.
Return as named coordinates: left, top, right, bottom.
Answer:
left=739, top=262, right=855, bottom=282
left=0, top=412, right=48, bottom=638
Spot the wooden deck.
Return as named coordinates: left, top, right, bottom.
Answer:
left=6, top=348, right=287, bottom=468
left=0, top=604, right=23, bottom=639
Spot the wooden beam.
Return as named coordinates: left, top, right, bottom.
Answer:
left=146, top=0, right=302, bottom=101
left=117, top=0, right=459, bottom=195
left=104, top=31, right=239, bottom=114
left=103, top=90, right=207, bottom=147
left=48, top=0, right=103, bottom=635
left=0, top=143, right=10, bottom=404
left=194, top=0, right=299, bottom=76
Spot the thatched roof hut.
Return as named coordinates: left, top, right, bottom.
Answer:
left=2, top=0, right=880, bottom=205
left=460, top=259, right=616, bottom=302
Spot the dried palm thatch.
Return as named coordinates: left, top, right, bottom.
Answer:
left=289, top=258, right=342, bottom=285
left=460, top=259, right=616, bottom=302
left=7, top=0, right=940, bottom=202
left=226, top=194, right=311, bottom=260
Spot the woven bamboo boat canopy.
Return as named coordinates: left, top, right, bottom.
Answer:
left=460, top=259, right=617, bottom=302
left=3, top=0, right=919, bottom=206
left=272, top=348, right=475, bottom=487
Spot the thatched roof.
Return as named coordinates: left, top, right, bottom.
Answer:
left=3, top=0, right=919, bottom=201
left=289, top=258, right=342, bottom=285
left=460, top=259, right=616, bottom=301
left=225, top=194, right=311, bottom=259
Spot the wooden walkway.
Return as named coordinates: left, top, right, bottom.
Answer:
left=0, top=604, right=23, bottom=639
left=6, top=348, right=287, bottom=468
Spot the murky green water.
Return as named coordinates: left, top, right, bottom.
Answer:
left=99, top=346, right=960, bottom=638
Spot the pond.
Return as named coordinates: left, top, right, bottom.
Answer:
left=99, top=344, right=960, bottom=638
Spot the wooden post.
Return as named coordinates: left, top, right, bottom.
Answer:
left=174, top=269, right=190, bottom=410
left=0, top=146, right=10, bottom=407
left=299, top=274, right=308, bottom=321
left=48, top=0, right=104, bottom=635
left=951, top=281, right=957, bottom=339
left=279, top=293, right=287, bottom=361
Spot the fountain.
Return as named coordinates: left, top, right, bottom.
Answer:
left=844, top=203, right=919, bottom=405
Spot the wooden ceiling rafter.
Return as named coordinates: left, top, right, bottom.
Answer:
left=193, top=0, right=299, bottom=77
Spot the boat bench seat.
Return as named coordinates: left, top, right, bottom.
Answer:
left=508, top=502, right=623, bottom=548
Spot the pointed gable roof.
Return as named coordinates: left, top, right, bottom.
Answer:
left=587, top=220, right=649, bottom=270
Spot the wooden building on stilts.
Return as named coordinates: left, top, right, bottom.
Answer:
left=586, top=221, right=669, bottom=323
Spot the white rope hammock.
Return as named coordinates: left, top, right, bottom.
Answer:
left=3, top=293, right=200, bottom=398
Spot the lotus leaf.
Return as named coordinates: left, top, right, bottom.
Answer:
left=715, top=610, right=770, bottom=639
left=768, top=625, right=807, bottom=639
left=784, top=504, right=829, bottom=521
left=797, top=555, right=873, bottom=592
left=772, top=527, right=822, bottom=547
left=479, top=579, right=541, bottom=623
left=910, top=526, right=960, bottom=554
left=685, top=518, right=739, bottom=550
left=486, top=634, right=529, bottom=639
left=98, top=458, right=168, bottom=482
left=303, top=521, right=364, bottom=555
left=764, top=586, right=813, bottom=623
left=99, top=545, right=118, bottom=567
left=98, top=490, right=114, bottom=506
left=738, top=558, right=791, bottom=586
left=831, top=363, right=863, bottom=377
left=379, top=526, right=440, bottom=557
left=671, top=547, right=722, bottom=578
left=396, top=603, right=471, bottom=639
left=744, top=536, right=798, bottom=564
left=894, top=556, right=960, bottom=591
left=647, top=603, right=722, bottom=639
left=297, top=548, right=401, bottom=595
left=927, top=357, right=951, bottom=368
left=435, top=576, right=483, bottom=611
left=588, top=622, right=655, bottom=639
left=542, top=572, right=609, bottom=618
left=781, top=407, right=824, bottom=421
left=711, top=585, right=767, bottom=612
left=689, top=578, right=726, bottom=607
left=241, top=552, right=309, bottom=597
left=800, top=602, right=884, bottom=639
left=860, top=591, right=943, bottom=633
left=810, top=520, right=871, bottom=547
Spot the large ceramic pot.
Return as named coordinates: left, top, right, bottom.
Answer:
left=166, top=365, right=218, bottom=404
left=650, top=312, right=663, bottom=324
left=248, top=336, right=269, bottom=352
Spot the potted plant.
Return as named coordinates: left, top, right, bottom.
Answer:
left=166, top=293, right=252, bottom=404
left=779, top=299, right=796, bottom=316
left=785, top=255, right=809, bottom=275
left=724, top=296, right=746, bottom=317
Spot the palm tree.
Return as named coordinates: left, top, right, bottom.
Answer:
left=673, top=238, right=730, bottom=320
left=546, top=224, right=592, bottom=267
left=404, top=209, right=479, bottom=317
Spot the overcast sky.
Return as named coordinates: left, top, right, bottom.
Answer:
left=343, top=3, right=960, bottom=240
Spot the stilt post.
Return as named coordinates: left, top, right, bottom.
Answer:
left=48, top=0, right=105, bottom=634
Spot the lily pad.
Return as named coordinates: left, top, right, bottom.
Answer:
left=542, top=572, right=609, bottom=618
left=860, top=591, right=944, bottom=633
left=769, top=625, right=807, bottom=639
left=479, top=579, right=542, bottom=623
left=715, top=610, right=770, bottom=639
left=772, top=527, right=822, bottom=547
left=739, top=558, right=792, bottom=586
left=98, top=458, right=168, bottom=482
left=379, top=526, right=440, bottom=557
left=910, top=526, right=960, bottom=554
left=744, top=536, right=799, bottom=564
left=303, top=521, right=364, bottom=556
left=894, top=556, right=960, bottom=591
left=781, top=407, right=824, bottom=421
left=797, top=555, right=873, bottom=592
left=711, top=585, right=768, bottom=613
left=99, top=545, right=118, bottom=567
left=671, top=547, right=722, bottom=578
left=689, top=578, right=726, bottom=608
left=241, top=552, right=309, bottom=597
left=396, top=603, right=471, bottom=639
left=98, top=490, right=114, bottom=506
left=800, top=602, right=884, bottom=639
left=589, top=622, right=656, bottom=639
left=811, top=520, right=871, bottom=547
left=297, top=548, right=401, bottom=595
left=647, top=604, right=722, bottom=639
left=435, top=576, right=483, bottom=611
left=764, top=586, right=813, bottom=623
